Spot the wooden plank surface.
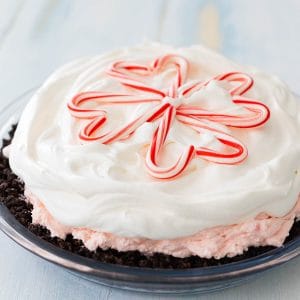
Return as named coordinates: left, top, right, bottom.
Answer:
left=1, top=1, right=300, bottom=299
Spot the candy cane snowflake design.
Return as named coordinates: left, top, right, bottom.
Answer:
left=68, top=54, right=270, bottom=179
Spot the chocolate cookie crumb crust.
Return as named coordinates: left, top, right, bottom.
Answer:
left=1, top=125, right=300, bottom=269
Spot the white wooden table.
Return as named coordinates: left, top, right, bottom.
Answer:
left=1, top=1, right=300, bottom=299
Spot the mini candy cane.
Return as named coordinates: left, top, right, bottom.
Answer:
left=68, top=54, right=270, bottom=180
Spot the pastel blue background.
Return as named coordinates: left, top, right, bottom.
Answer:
left=1, top=1, right=300, bottom=299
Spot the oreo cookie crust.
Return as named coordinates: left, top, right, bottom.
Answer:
left=1, top=125, right=300, bottom=269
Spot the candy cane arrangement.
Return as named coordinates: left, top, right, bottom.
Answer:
left=68, top=54, right=270, bottom=179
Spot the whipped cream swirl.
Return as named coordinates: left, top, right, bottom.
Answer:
left=8, top=43, right=300, bottom=240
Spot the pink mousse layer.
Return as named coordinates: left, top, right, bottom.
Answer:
left=25, top=190, right=300, bottom=259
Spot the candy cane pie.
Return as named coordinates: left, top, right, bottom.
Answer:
left=2, top=43, right=300, bottom=268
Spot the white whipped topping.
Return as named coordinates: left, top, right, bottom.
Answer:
left=8, top=43, right=300, bottom=240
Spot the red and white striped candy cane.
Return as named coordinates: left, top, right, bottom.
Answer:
left=68, top=54, right=270, bottom=180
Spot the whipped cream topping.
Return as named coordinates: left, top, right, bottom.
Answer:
left=8, top=43, right=300, bottom=240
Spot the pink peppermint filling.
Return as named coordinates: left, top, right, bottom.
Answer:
left=25, top=190, right=300, bottom=259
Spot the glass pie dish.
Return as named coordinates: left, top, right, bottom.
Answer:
left=0, top=89, right=300, bottom=295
